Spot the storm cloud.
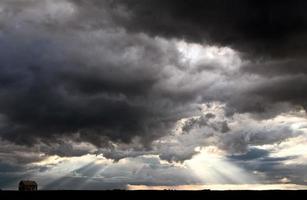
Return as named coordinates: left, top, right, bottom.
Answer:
left=112, top=0, right=307, bottom=57
left=0, top=0, right=195, bottom=147
left=0, top=0, right=307, bottom=190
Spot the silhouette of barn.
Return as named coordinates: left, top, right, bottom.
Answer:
left=18, top=180, right=38, bottom=191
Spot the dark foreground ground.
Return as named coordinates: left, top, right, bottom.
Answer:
left=1, top=190, right=307, bottom=199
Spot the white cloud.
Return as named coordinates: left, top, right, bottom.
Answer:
left=186, top=146, right=257, bottom=184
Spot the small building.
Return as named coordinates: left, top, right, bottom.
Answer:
left=18, top=180, right=38, bottom=191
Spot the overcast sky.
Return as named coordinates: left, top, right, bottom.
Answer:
left=0, top=0, right=307, bottom=190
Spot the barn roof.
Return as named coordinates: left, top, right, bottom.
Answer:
left=19, top=180, right=37, bottom=186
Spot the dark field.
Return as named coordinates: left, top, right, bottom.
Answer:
left=1, top=190, right=307, bottom=199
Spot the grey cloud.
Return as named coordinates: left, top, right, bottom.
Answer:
left=0, top=0, right=306, bottom=178
left=0, top=140, right=48, bottom=165
left=220, top=123, right=301, bottom=154
left=156, top=109, right=303, bottom=161
left=229, top=148, right=270, bottom=161
left=181, top=114, right=215, bottom=133
left=229, top=148, right=307, bottom=185
left=106, top=0, right=307, bottom=116
left=95, top=107, right=303, bottom=162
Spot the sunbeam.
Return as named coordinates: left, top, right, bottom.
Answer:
left=186, top=147, right=257, bottom=185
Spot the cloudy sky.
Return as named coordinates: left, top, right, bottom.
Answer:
left=1, top=0, right=307, bottom=190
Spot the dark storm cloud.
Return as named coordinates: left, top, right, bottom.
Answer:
left=111, top=0, right=307, bottom=57
left=241, top=59, right=307, bottom=77
left=108, top=0, right=307, bottom=114
left=0, top=0, right=201, bottom=149
left=0, top=30, right=182, bottom=147
left=0, top=0, right=307, bottom=165
left=57, top=0, right=307, bottom=116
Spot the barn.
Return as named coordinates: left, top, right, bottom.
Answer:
left=18, top=180, right=38, bottom=191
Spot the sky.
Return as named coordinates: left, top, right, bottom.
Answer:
left=0, top=0, right=307, bottom=190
